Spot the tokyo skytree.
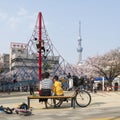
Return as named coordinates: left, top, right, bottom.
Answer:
left=77, top=21, right=83, bottom=65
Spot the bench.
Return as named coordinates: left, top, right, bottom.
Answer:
left=27, top=91, right=76, bottom=109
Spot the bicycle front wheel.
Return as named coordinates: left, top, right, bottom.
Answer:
left=76, top=90, right=91, bottom=107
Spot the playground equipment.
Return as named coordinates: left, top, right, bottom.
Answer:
left=0, top=12, right=81, bottom=91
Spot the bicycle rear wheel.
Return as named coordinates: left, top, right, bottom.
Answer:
left=76, top=90, right=91, bottom=107
left=3, top=107, right=13, bottom=114
left=47, top=98, right=63, bottom=107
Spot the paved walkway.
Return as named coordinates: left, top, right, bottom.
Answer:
left=0, top=91, right=29, bottom=97
left=0, top=91, right=120, bottom=120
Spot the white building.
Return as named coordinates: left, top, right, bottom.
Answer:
left=10, top=42, right=38, bottom=70
left=112, top=77, right=120, bottom=91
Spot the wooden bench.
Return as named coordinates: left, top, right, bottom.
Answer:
left=27, top=91, right=76, bottom=109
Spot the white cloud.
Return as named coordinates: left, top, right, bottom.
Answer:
left=9, top=16, right=21, bottom=29
left=0, top=8, right=38, bottom=30
left=0, top=12, right=7, bottom=20
left=17, top=8, right=28, bottom=16
left=6, top=8, right=34, bottom=30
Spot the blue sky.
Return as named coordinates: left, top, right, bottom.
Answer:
left=0, top=0, right=120, bottom=64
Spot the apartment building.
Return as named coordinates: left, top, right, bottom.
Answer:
left=0, top=53, right=9, bottom=71
left=10, top=42, right=38, bottom=70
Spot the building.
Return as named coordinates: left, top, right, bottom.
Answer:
left=0, top=53, right=9, bottom=71
left=9, top=42, right=59, bottom=74
left=0, top=42, right=60, bottom=91
left=112, top=77, right=120, bottom=91
left=95, top=77, right=120, bottom=91
left=10, top=42, right=38, bottom=70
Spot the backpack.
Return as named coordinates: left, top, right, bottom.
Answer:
left=19, top=103, right=28, bottom=110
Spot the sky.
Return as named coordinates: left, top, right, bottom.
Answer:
left=0, top=0, right=120, bottom=64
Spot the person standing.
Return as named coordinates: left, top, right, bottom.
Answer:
left=29, top=82, right=34, bottom=95
left=67, top=73, right=71, bottom=79
left=93, top=81, right=97, bottom=93
left=89, top=76, right=95, bottom=92
left=39, top=72, right=53, bottom=108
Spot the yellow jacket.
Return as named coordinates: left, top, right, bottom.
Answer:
left=52, top=81, right=64, bottom=95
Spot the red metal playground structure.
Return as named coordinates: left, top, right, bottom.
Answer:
left=0, top=12, right=80, bottom=91
left=28, top=12, right=80, bottom=80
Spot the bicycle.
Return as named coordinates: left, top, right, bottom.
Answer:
left=47, top=86, right=91, bottom=108
left=0, top=105, right=13, bottom=114
left=0, top=103, right=32, bottom=115
left=75, top=87, right=91, bottom=107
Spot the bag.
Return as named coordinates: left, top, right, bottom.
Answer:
left=38, top=90, right=41, bottom=96
left=19, top=103, right=28, bottom=110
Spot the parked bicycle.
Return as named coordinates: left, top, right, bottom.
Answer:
left=74, top=87, right=91, bottom=107
left=47, top=86, right=91, bottom=108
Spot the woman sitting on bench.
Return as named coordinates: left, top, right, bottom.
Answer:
left=39, top=72, right=53, bottom=108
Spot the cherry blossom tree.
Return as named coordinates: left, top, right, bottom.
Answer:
left=85, top=48, right=120, bottom=87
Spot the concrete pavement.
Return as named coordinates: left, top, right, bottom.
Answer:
left=0, top=91, right=120, bottom=120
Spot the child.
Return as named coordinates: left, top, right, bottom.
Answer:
left=52, top=75, right=64, bottom=107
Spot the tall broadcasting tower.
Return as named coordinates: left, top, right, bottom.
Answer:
left=77, top=21, right=83, bottom=65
